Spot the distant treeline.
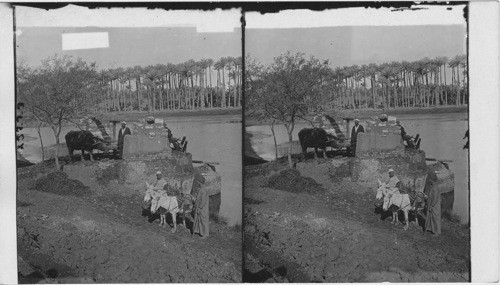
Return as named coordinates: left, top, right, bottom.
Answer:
left=19, top=55, right=243, bottom=114
left=248, top=54, right=468, bottom=112
left=97, top=57, right=242, bottom=112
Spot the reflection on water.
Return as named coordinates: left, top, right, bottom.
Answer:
left=19, top=118, right=242, bottom=226
left=246, top=112, right=469, bottom=224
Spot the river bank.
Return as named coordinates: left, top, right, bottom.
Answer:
left=245, top=106, right=467, bottom=126
left=18, top=112, right=243, bottom=227
left=19, top=108, right=242, bottom=128
left=98, top=108, right=242, bottom=122
left=243, top=159, right=470, bottom=282
left=17, top=160, right=242, bottom=283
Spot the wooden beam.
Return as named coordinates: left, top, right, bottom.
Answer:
left=192, top=160, right=220, bottom=165
left=426, top=158, right=453, bottom=163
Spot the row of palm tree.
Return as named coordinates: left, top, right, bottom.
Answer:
left=318, top=55, right=468, bottom=111
left=97, top=56, right=242, bottom=112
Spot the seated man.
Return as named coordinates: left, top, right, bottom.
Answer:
left=384, top=169, right=400, bottom=196
left=152, top=171, right=168, bottom=196
left=163, top=123, right=182, bottom=151
left=396, top=120, right=421, bottom=149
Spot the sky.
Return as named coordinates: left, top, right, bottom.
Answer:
left=15, top=5, right=242, bottom=69
left=15, top=4, right=467, bottom=69
left=15, top=5, right=241, bottom=32
left=246, top=25, right=466, bottom=67
left=16, top=26, right=242, bottom=69
left=245, top=5, right=467, bottom=67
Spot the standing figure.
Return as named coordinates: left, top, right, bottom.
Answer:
left=193, top=174, right=209, bottom=239
left=350, top=119, right=364, bottom=156
left=117, top=121, right=131, bottom=158
left=424, top=170, right=441, bottom=235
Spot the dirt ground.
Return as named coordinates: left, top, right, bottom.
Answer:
left=243, top=160, right=470, bottom=283
left=16, top=162, right=241, bottom=283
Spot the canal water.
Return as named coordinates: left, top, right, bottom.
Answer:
left=19, top=115, right=242, bottom=227
left=246, top=112, right=469, bottom=224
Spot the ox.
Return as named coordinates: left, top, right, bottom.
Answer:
left=298, top=128, right=340, bottom=159
left=144, top=182, right=180, bottom=233
left=65, top=130, right=113, bottom=161
left=376, top=180, right=412, bottom=230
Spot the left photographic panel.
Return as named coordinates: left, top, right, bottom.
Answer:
left=14, top=4, right=242, bottom=283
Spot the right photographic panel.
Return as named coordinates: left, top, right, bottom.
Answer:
left=244, top=4, right=469, bottom=282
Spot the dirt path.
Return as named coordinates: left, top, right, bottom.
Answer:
left=17, top=177, right=241, bottom=283
left=243, top=164, right=470, bottom=282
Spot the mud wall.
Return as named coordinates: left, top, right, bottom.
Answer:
left=356, top=133, right=404, bottom=156
left=356, top=119, right=404, bottom=157
left=350, top=150, right=428, bottom=192
left=117, top=152, right=193, bottom=191
left=296, top=151, right=454, bottom=216
left=62, top=138, right=222, bottom=218
left=122, top=135, right=172, bottom=158
left=297, top=152, right=428, bottom=193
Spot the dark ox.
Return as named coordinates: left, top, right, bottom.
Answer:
left=298, top=128, right=338, bottom=159
left=65, top=130, right=113, bottom=161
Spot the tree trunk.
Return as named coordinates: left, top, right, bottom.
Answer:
left=371, top=77, right=376, bottom=109
left=233, top=78, right=237, bottom=108
left=444, top=66, right=448, bottom=106
left=394, top=86, right=398, bottom=108
left=136, top=77, right=141, bottom=111
left=51, top=126, right=61, bottom=169
left=222, top=69, right=226, bottom=108
left=270, top=120, right=278, bottom=160
left=457, top=66, right=461, bottom=105
left=36, top=124, right=45, bottom=162
left=285, top=123, right=294, bottom=168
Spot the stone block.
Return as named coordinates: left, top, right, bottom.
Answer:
left=356, top=132, right=372, bottom=153
left=166, top=152, right=193, bottom=172
left=139, top=136, right=168, bottom=153
left=195, top=165, right=222, bottom=196
left=377, top=134, right=401, bottom=150
left=356, top=132, right=404, bottom=157
left=123, top=135, right=172, bottom=158
left=441, top=191, right=454, bottom=218
left=123, top=135, right=138, bottom=157
left=351, top=150, right=428, bottom=191
left=209, top=193, right=221, bottom=218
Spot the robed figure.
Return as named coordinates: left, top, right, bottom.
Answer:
left=193, top=174, right=209, bottom=238
left=424, top=170, right=442, bottom=235
left=117, top=121, right=131, bottom=158
left=350, top=119, right=364, bottom=155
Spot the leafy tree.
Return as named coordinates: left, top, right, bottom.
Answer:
left=247, top=51, right=329, bottom=167
left=17, top=55, right=102, bottom=169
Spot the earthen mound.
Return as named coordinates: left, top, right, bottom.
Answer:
left=264, top=169, right=325, bottom=194
left=31, top=171, right=90, bottom=197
